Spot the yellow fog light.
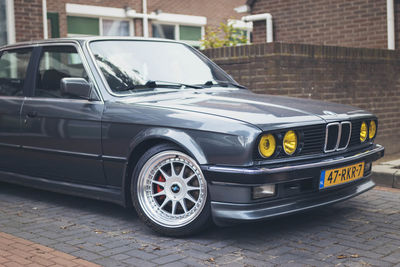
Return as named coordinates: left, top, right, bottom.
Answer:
left=369, top=120, right=376, bottom=139
left=283, top=130, right=298, bottom=155
left=360, top=121, right=367, bottom=142
left=258, top=134, right=276, bottom=158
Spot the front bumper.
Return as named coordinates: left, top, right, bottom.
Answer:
left=201, top=144, right=384, bottom=226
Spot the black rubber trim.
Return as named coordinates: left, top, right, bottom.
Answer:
left=0, top=170, right=123, bottom=205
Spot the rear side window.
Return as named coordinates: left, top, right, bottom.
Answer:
left=35, top=45, right=88, bottom=98
left=0, top=48, right=32, bottom=96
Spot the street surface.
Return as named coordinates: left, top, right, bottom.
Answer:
left=0, top=182, right=399, bottom=266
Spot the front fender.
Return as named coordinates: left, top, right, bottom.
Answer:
left=128, top=127, right=208, bottom=164
left=101, top=101, right=262, bottom=189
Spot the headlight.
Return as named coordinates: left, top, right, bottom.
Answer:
left=258, top=134, right=276, bottom=158
left=369, top=120, right=376, bottom=139
left=360, top=121, right=367, bottom=142
left=283, top=130, right=298, bottom=155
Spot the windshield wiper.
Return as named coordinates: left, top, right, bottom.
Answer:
left=118, top=80, right=202, bottom=92
left=142, top=80, right=202, bottom=89
left=203, top=80, right=247, bottom=89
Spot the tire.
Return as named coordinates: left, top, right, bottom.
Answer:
left=131, top=143, right=212, bottom=236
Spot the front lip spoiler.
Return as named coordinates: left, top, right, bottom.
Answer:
left=211, top=178, right=375, bottom=226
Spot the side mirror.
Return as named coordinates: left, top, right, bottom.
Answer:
left=60, top=78, right=92, bottom=100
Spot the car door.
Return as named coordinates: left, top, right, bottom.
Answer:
left=19, top=44, right=106, bottom=185
left=0, top=47, right=33, bottom=173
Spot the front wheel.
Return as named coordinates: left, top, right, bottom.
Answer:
left=131, top=144, right=211, bottom=236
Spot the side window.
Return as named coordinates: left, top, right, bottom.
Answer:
left=0, top=48, right=32, bottom=96
left=35, top=46, right=88, bottom=98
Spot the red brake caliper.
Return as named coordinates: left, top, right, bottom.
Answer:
left=156, top=174, right=166, bottom=201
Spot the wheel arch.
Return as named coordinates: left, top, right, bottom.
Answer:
left=122, top=128, right=207, bottom=207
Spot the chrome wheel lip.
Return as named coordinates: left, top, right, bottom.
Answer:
left=137, top=150, right=207, bottom=228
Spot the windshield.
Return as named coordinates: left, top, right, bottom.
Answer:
left=89, top=40, right=236, bottom=94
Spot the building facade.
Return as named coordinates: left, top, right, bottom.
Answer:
left=247, top=0, right=400, bottom=50
left=0, top=0, right=249, bottom=47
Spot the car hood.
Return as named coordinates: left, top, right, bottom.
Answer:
left=121, top=88, right=371, bottom=130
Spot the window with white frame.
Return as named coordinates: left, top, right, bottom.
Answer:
left=67, top=16, right=132, bottom=37
left=152, top=23, right=203, bottom=47
left=102, top=19, right=130, bottom=36
left=152, top=24, right=175, bottom=40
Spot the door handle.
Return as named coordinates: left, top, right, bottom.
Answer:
left=26, top=111, right=38, bottom=118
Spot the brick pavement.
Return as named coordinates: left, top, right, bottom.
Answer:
left=0, top=182, right=399, bottom=266
left=0, top=232, right=100, bottom=267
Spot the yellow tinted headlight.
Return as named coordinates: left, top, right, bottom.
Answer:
left=283, top=130, right=298, bottom=155
left=258, top=134, right=276, bottom=158
left=360, top=121, right=367, bottom=142
left=369, top=120, right=376, bottom=139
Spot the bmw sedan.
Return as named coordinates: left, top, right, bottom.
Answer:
left=0, top=37, right=384, bottom=236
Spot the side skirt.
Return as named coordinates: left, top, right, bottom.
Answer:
left=0, top=170, right=124, bottom=206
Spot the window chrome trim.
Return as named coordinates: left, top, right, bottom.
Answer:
left=324, top=121, right=352, bottom=153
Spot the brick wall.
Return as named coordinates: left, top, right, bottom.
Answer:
left=250, top=0, right=390, bottom=49
left=203, top=43, right=400, bottom=155
left=148, top=0, right=245, bottom=29
left=12, top=0, right=246, bottom=41
left=14, top=0, right=43, bottom=42
left=46, top=0, right=143, bottom=38
left=45, top=0, right=246, bottom=38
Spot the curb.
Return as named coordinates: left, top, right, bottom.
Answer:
left=372, top=159, right=400, bottom=189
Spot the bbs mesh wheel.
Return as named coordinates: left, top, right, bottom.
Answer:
left=131, top=143, right=211, bottom=236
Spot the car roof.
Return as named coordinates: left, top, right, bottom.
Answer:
left=0, top=36, right=186, bottom=50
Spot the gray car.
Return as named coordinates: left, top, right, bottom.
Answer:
left=0, top=37, right=384, bottom=236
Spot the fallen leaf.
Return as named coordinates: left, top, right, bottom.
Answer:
left=60, top=224, right=76, bottom=230
left=34, top=248, right=45, bottom=254
left=153, top=246, right=161, bottom=251
left=350, top=254, right=360, bottom=258
left=207, top=257, right=215, bottom=263
left=138, top=244, right=148, bottom=251
left=337, top=255, right=348, bottom=259
left=94, top=230, right=103, bottom=234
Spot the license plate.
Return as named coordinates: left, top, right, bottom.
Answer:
left=319, top=162, right=365, bottom=189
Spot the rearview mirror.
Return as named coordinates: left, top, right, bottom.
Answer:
left=60, top=78, right=92, bottom=100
